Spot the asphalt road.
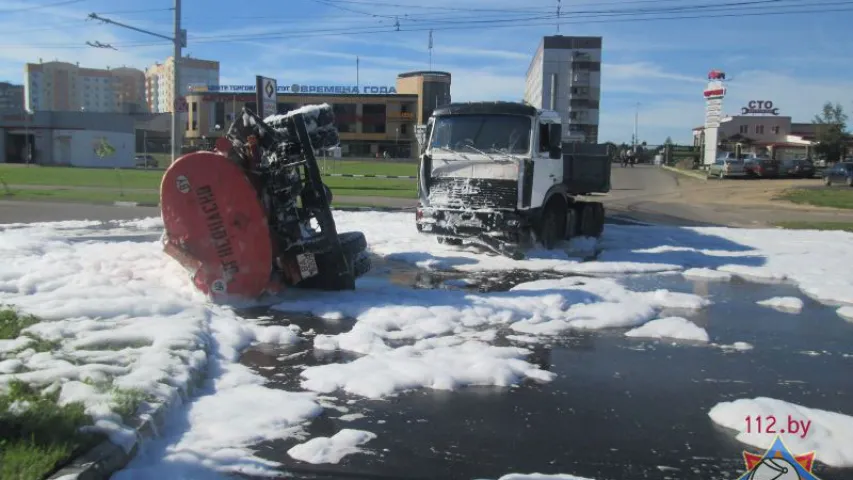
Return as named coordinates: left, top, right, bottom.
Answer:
left=241, top=268, right=853, bottom=480
left=0, top=165, right=728, bottom=225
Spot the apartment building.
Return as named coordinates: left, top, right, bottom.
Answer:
left=524, top=35, right=602, bottom=143
left=23, top=61, right=147, bottom=113
left=145, top=56, right=219, bottom=113
left=0, top=82, right=25, bottom=112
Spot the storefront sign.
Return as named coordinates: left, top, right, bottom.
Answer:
left=203, top=84, right=399, bottom=95
left=741, top=100, right=779, bottom=115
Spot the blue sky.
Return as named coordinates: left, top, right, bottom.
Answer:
left=1, top=0, right=852, bottom=144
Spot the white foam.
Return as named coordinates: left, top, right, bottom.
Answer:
left=625, top=317, right=710, bottom=343
left=476, top=473, right=597, bottom=480
left=287, top=429, right=376, bottom=464
left=709, top=397, right=853, bottom=468
left=756, top=296, right=804, bottom=313
left=0, top=220, right=319, bottom=477
left=682, top=268, right=733, bottom=281
left=838, top=306, right=853, bottom=322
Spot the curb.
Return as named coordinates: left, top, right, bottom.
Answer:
left=46, top=351, right=210, bottom=480
left=112, top=201, right=160, bottom=208
left=322, top=173, right=417, bottom=179
left=660, top=165, right=709, bottom=181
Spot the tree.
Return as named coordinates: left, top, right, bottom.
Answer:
left=664, top=136, right=674, bottom=146
left=812, top=102, right=849, bottom=163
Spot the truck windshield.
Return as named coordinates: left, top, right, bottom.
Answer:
left=430, top=114, right=531, bottom=155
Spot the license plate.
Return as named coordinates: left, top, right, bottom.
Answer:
left=296, top=253, right=319, bottom=279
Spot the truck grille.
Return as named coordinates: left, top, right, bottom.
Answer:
left=427, top=177, right=518, bottom=210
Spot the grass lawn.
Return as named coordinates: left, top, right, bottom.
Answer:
left=0, top=161, right=416, bottom=199
left=773, top=221, right=853, bottom=232
left=0, top=164, right=162, bottom=190
left=775, top=188, right=853, bottom=209
left=2, top=188, right=160, bottom=205
left=0, top=307, right=153, bottom=480
left=0, top=307, right=101, bottom=480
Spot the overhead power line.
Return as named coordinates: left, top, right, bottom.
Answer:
left=1, top=1, right=851, bottom=49
left=0, top=0, right=83, bottom=12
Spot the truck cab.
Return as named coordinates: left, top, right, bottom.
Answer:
left=415, top=101, right=610, bottom=258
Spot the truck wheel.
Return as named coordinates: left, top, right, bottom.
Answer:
left=437, top=236, right=463, bottom=246
left=578, top=202, right=599, bottom=237
left=564, top=208, right=577, bottom=240
left=539, top=197, right=567, bottom=250
left=297, top=232, right=367, bottom=290
left=591, top=202, right=605, bottom=237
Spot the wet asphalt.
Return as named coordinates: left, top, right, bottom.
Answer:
left=238, top=269, right=853, bottom=480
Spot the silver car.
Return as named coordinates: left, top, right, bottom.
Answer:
left=707, top=155, right=747, bottom=178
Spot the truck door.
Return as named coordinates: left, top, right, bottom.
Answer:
left=529, top=122, right=563, bottom=208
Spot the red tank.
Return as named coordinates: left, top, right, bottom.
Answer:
left=160, top=149, right=275, bottom=301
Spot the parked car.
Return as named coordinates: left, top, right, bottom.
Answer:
left=135, top=154, right=158, bottom=168
left=743, top=157, right=780, bottom=178
left=707, top=157, right=747, bottom=178
left=822, top=162, right=853, bottom=187
left=781, top=158, right=816, bottom=178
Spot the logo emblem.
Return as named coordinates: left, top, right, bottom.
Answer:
left=210, top=279, right=226, bottom=294
left=265, top=80, right=275, bottom=99
left=176, top=175, right=190, bottom=194
left=291, top=83, right=300, bottom=93
left=735, top=435, right=820, bottom=480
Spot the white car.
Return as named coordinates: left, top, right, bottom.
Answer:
left=707, top=154, right=747, bottom=178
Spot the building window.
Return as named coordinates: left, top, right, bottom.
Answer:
left=400, top=124, right=408, bottom=135
left=333, top=104, right=357, bottom=133
left=739, top=125, right=749, bottom=135
left=361, top=104, right=387, bottom=134
left=755, top=125, right=765, bottom=135
left=771, top=126, right=780, bottom=135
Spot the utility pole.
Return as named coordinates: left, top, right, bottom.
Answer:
left=87, top=1, right=185, bottom=164
left=633, top=102, right=640, bottom=149
left=172, top=0, right=182, bottom=164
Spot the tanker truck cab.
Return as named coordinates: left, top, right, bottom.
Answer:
left=416, top=101, right=609, bottom=259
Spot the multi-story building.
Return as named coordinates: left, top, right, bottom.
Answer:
left=145, top=56, right=219, bottom=113
left=23, top=61, right=147, bottom=113
left=395, top=71, right=451, bottom=125
left=181, top=71, right=449, bottom=159
left=524, top=35, right=602, bottom=143
left=0, top=82, right=25, bottom=112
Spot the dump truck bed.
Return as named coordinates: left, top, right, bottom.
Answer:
left=561, top=142, right=612, bottom=195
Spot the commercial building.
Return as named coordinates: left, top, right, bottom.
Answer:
left=692, top=100, right=815, bottom=161
left=23, top=61, right=147, bottom=113
left=145, top=56, right=219, bottom=113
left=182, top=71, right=450, bottom=159
left=524, top=35, right=602, bottom=143
left=0, top=82, right=25, bottom=112
left=0, top=110, right=135, bottom=166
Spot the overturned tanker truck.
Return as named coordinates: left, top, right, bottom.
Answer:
left=416, top=102, right=611, bottom=259
left=159, top=104, right=371, bottom=302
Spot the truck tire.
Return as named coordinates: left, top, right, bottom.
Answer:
left=539, top=196, right=567, bottom=249
left=578, top=202, right=599, bottom=237
left=564, top=208, right=577, bottom=240
left=297, top=232, right=368, bottom=290
left=591, top=202, right=605, bottom=237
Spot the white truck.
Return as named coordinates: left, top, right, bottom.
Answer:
left=415, top=101, right=611, bottom=259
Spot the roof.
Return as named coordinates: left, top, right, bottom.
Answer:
left=432, top=102, right=538, bottom=117
left=397, top=71, right=451, bottom=79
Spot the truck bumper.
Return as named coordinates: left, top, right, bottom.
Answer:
left=415, top=206, right=526, bottom=242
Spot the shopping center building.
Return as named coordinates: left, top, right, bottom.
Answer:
left=183, top=71, right=450, bottom=159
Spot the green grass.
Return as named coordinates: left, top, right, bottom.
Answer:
left=0, top=161, right=416, bottom=202
left=319, top=159, right=416, bottom=177
left=775, top=188, right=853, bottom=209
left=0, top=164, right=162, bottom=190
left=0, top=380, right=101, bottom=480
left=773, top=221, right=853, bottom=232
left=0, top=307, right=40, bottom=340
left=0, top=307, right=152, bottom=479
left=2, top=188, right=160, bottom=205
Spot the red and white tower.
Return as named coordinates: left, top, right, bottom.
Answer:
left=703, top=69, right=727, bottom=165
